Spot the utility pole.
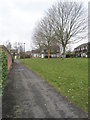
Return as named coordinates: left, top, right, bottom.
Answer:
left=24, top=43, right=25, bottom=63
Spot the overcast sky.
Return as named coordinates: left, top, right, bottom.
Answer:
left=0, top=0, right=89, bottom=51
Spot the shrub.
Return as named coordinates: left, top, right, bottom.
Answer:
left=2, top=50, right=8, bottom=87
left=0, top=49, right=8, bottom=95
left=0, top=50, right=2, bottom=96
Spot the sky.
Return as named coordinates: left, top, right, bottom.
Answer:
left=0, top=0, right=89, bottom=51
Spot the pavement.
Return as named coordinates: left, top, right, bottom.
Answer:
left=2, top=60, right=88, bottom=118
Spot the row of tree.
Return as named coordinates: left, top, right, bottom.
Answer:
left=33, top=1, right=87, bottom=59
left=5, top=40, right=25, bottom=53
left=5, top=40, right=25, bottom=58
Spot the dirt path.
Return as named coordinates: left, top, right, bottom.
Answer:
left=2, top=60, right=88, bottom=118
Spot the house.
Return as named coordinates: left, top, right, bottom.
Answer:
left=0, top=45, right=12, bottom=70
left=31, top=45, right=60, bottom=58
left=10, top=49, right=18, bottom=59
left=25, top=51, right=32, bottom=58
left=31, top=49, right=41, bottom=58
left=41, top=45, right=60, bottom=58
left=74, top=42, right=90, bottom=58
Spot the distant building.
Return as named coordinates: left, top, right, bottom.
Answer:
left=31, top=45, right=60, bottom=58
left=25, top=51, right=32, bottom=58
left=10, top=49, right=18, bottom=59
left=41, top=46, right=60, bottom=58
left=74, top=42, right=90, bottom=58
left=31, top=49, right=41, bottom=58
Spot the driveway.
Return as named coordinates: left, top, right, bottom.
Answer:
left=2, top=60, right=88, bottom=118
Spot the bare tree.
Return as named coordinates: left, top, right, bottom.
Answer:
left=47, top=1, right=87, bottom=57
left=33, top=17, right=56, bottom=60
left=13, top=42, right=25, bottom=58
left=33, top=25, right=43, bottom=51
left=5, top=40, right=12, bottom=51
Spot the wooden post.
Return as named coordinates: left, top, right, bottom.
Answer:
left=24, top=43, right=25, bottom=62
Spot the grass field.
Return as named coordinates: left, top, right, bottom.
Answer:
left=20, top=58, right=88, bottom=112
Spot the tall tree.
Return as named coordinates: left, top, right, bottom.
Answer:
left=13, top=42, right=25, bottom=58
left=47, top=2, right=87, bottom=57
left=5, top=40, right=12, bottom=51
left=33, top=17, right=56, bottom=60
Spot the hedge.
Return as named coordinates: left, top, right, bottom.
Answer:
left=0, top=49, right=8, bottom=96
left=0, top=49, right=2, bottom=96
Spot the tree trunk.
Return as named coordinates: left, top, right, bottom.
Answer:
left=48, top=49, right=50, bottom=60
left=62, top=46, right=66, bottom=58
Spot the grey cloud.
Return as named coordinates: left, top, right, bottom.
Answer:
left=0, top=0, right=88, bottom=50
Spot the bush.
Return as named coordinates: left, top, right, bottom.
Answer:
left=0, top=49, right=8, bottom=95
left=66, top=52, right=75, bottom=58
left=2, top=51, right=8, bottom=87
left=0, top=50, right=2, bottom=96
left=44, top=55, right=51, bottom=58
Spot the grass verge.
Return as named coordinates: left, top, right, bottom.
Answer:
left=20, top=58, right=88, bottom=112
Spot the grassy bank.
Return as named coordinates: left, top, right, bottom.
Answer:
left=20, top=58, right=88, bottom=112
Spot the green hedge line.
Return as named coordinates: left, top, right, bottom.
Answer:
left=0, top=50, right=2, bottom=96
left=0, top=49, right=8, bottom=95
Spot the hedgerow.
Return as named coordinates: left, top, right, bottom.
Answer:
left=0, top=49, right=2, bottom=96
left=0, top=49, right=8, bottom=95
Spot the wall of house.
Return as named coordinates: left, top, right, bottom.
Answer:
left=74, top=44, right=88, bottom=58
left=0, top=45, right=12, bottom=70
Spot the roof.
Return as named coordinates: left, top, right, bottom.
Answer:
left=74, top=42, right=90, bottom=49
left=32, top=45, right=60, bottom=54
left=25, top=51, right=32, bottom=55
left=10, top=49, right=18, bottom=53
left=32, top=49, right=40, bottom=54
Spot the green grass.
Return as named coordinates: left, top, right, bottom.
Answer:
left=20, top=58, right=88, bottom=112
